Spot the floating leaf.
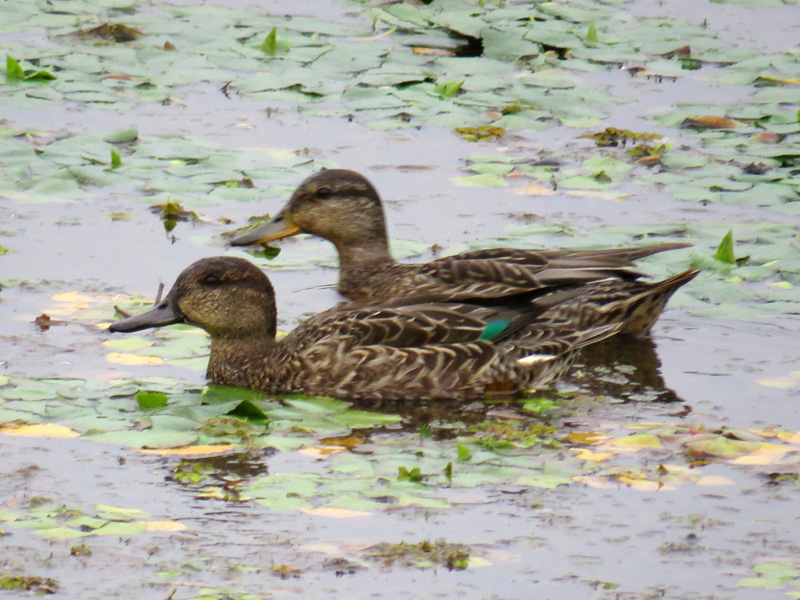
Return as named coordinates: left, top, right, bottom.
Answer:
left=142, top=520, right=187, bottom=532
left=0, top=423, right=79, bottom=438
left=573, top=448, right=613, bottom=461
left=609, top=434, right=662, bottom=449
left=681, top=115, right=743, bottom=130
left=135, top=391, right=168, bottom=410
left=107, top=353, right=164, bottom=366
left=563, top=431, right=610, bottom=445
left=110, top=149, right=122, bottom=169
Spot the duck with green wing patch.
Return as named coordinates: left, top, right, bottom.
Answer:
left=109, top=257, right=623, bottom=401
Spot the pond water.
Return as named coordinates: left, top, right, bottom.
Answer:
left=1, top=0, right=800, bottom=598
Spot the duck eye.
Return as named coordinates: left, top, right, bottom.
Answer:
left=203, top=275, right=221, bottom=285
left=315, top=187, right=332, bottom=200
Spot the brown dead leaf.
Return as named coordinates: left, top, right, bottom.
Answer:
left=412, top=47, right=453, bottom=56
left=34, top=314, right=52, bottom=330
left=681, top=115, right=744, bottom=130
left=563, top=431, right=611, bottom=445
left=319, top=435, right=366, bottom=449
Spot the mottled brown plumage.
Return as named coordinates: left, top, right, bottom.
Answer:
left=108, top=257, right=623, bottom=401
left=230, top=169, right=696, bottom=334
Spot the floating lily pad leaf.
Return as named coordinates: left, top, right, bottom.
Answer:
left=0, top=423, right=79, bottom=438
left=520, top=69, right=578, bottom=89
left=135, top=391, right=168, bottom=410
left=94, top=521, right=147, bottom=536
left=481, top=28, right=541, bottom=61
left=36, top=527, right=90, bottom=540
left=557, top=175, right=616, bottom=190
left=659, top=152, right=709, bottom=169
left=451, top=173, right=508, bottom=187
left=685, top=437, right=762, bottom=459
left=104, top=128, right=138, bottom=143
left=86, top=430, right=199, bottom=449
left=332, top=410, right=402, bottom=428
left=523, top=25, right=584, bottom=50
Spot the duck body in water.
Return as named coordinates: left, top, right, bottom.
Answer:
left=230, top=169, right=697, bottom=335
left=109, top=257, right=623, bottom=401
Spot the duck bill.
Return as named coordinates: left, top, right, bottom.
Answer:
left=230, top=212, right=300, bottom=246
left=108, top=296, right=184, bottom=333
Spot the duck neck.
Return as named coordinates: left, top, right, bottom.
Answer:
left=206, top=334, right=277, bottom=388
left=334, top=236, right=396, bottom=299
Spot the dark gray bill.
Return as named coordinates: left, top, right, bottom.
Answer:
left=108, top=296, right=184, bottom=333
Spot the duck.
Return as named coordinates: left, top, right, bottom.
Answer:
left=230, top=169, right=697, bottom=334
left=108, top=257, right=624, bottom=401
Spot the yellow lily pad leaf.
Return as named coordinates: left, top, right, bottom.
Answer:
left=755, top=75, right=800, bottom=86
left=467, top=556, right=493, bottom=568
left=511, top=184, right=557, bottom=196
left=106, top=352, right=164, bottom=366
left=140, top=445, right=236, bottom=456
left=573, top=448, right=613, bottom=461
left=610, top=434, right=662, bottom=449
left=141, top=520, right=187, bottom=532
left=729, top=444, right=793, bottom=465
left=51, top=291, right=96, bottom=303
left=624, top=479, right=676, bottom=491
left=777, top=431, right=800, bottom=444
left=0, top=423, right=79, bottom=438
left=756, top=376, right=799, bottom=389
left=563, top=431, right=610, bottom=445
left=95, top=505, right=148, bottom=518
left=750, top=429, right=780, bottom=438
left=300, top=507, right=371, bottom=518
left=298, top=445, right=347, bottom=459
left=695, top=476, right=734, bottom=486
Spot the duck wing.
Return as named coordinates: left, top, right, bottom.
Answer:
left=416, top=243, right=689, bottom=301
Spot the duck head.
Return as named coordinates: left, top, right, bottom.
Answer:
left=230, top=169, right=389, bottom=252
left=109, top=257, right=277, bottom=340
